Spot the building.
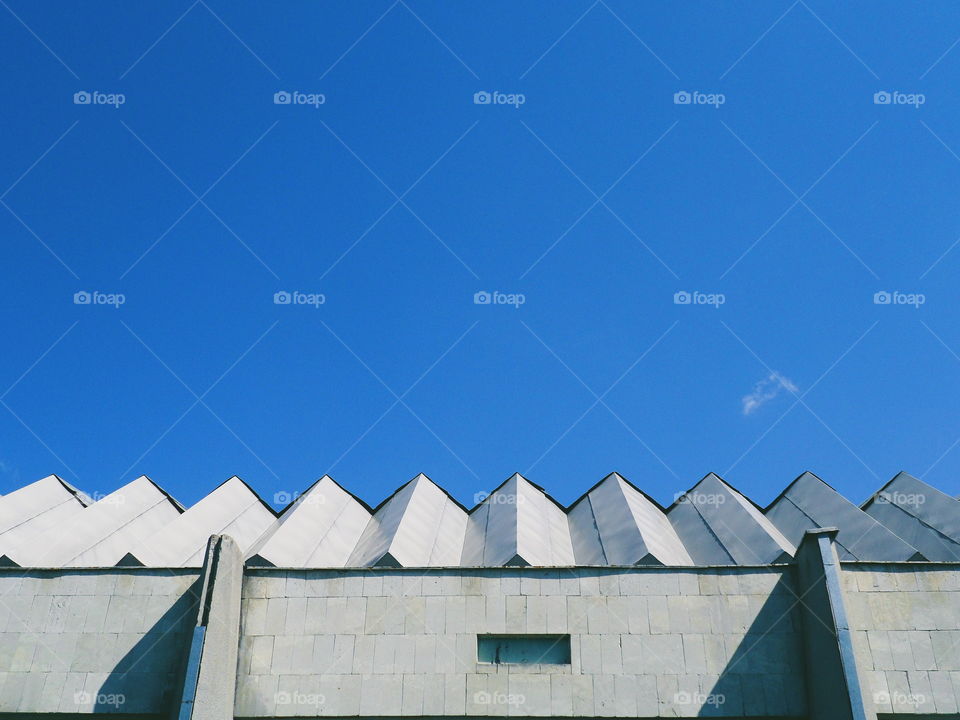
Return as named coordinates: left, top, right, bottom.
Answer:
left=0, top=470, right=958, bottom=719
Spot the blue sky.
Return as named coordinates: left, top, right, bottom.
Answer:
left=1, top=1, right=959, bottom=510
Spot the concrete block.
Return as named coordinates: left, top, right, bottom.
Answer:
left=329, top=635, right=354, bottom=674
left=932, top=630, right=960, bottom=669
left=520, top=576, right=540, bottom=596
left=569, top=674, right=593, bottom=717
left=579, top=635, right=601, bottom=673
left=425, top=596, right=445, bottom=634
left=444, top=673, right=466, bottom=715
left=263, top=597, right=287, bottom=636
left=245, top=598, right=268, bottom=636
left=395, top=635, right=416, bottom=673
left=422, top=674, right=445, bottom=716
left=353, top=635, right=375, bottom=673
left=360, top=673, right=402, bottom=716
left=342, top=575, right=363, bottom=596
left=929, top=669, right=959, bottom=713
left=648, top=596, right=669, bottom=634
left=247, top=634, right=273, bottom=675
left=283, top=597, right=307, bottom=635
left=465, top=596, right=485, bottom=633
left=642, top=635, right=684, bottom=674
left=505, top=596, right=526, bottom=633
left=435, top=635, right=459, bottom=673
left=415, top=635, right=436, bottom=673
left=579, top=576, right=600, bottom=596
left=550, top=672, right=573, bottom=715
left=362, top=576, right=383, bottom=596
left=598, top=573, right=619, bottom=596
left=681, top=634, right=706, bottom=674
left=600, top=634, right=622, bottom=674
left=567, top=597, right=588, bottom=633
left=404, top=673, right=426, bottom=715
left=909, top=630, right=937, bottom=670
left=445, top=596, right=466, bottom=633
left=677, top=573, right=699, bottom=596
left=510, top=674, right=550, bottom=715
left=272, top=635, right=296, bottom=674
left=526, top=596, right=547, bottom=633
left=441, top=576, right=462, bottom=596
left=545, top=596, right=567, bottom=634
left=906, top=670, right=936, bottom=713
left=613, top=674, right=637, bottom=716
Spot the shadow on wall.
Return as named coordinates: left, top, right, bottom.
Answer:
left=700, top=574, right=807, bottom=718
left=94, top=576, right=201, bottom=715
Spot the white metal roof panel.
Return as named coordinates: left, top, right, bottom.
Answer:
left=127, top=476, right=276, bottom=566
left=245, top=476, right=371, bottom=567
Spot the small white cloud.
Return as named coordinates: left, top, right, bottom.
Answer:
left=742, top=372, right=798, bottom=415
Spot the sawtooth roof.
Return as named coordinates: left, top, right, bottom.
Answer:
left=0, top=471, right=955, bottom=568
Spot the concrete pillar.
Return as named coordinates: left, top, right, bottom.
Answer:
left=795, top=527, right=875, bottom=720
left=176, top=535, right=243, bottom=720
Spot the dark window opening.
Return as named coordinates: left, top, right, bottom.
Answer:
left=477, top=634, right=571, bottom=664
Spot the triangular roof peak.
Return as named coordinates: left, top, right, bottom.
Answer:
left=122, top=475, right=185, bottom=513
left=211, top=475, right=278, bottom=517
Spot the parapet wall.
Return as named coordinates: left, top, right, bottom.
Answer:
left=234, top=567, right=806, bottom=717
left=845, top=564, right=960, bottom=715
left=3, top=560, right=960, bottom=718
left=0, top=569, right=199, bottom=714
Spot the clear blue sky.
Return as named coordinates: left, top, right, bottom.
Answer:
left=2, top=1, right=959, bottom=510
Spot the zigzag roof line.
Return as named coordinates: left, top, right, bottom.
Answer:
left=0, top=471, right=955, bottom=568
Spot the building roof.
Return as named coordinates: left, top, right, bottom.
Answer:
left=0, top=471, right=956, bottom=567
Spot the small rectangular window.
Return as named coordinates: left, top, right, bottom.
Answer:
left=477, top=634, right=571, bottom=664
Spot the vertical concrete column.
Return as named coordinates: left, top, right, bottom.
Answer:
left=795, top=527, right=875, bottom=720
left=177, top=535, right=243, bottom=720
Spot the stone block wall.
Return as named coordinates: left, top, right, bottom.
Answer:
left=234, top=567, right=806, bottom=717
left=845, top=563, right=960, bottom=715
left=0, top=568, right=200, bottom=714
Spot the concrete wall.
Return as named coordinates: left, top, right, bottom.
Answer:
left=0, top=568, right=199, bottom=714
left=234, top=567, right=806, bottom=717
left=845, top=564, right=960, bottom=715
